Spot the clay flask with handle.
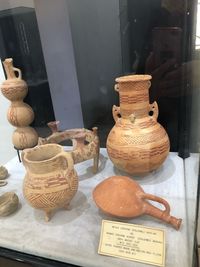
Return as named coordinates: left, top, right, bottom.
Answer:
left=93, top=176, right=182, bottom=230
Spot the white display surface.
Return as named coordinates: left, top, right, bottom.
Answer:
left=0, top=149, right=199, bottom=267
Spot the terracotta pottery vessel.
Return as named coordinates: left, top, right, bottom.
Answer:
left=38, top=121, right=100, bottom=173
left=106, top=74, right=170, bottom=174
left=93, top=176, right=182, bottom=230
left=22, top=144, right=78, bottom=221
left=0, top=58, right=38, bottom=149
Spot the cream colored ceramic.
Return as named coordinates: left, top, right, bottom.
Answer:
left=0, top=166, right=8, bottom=179
left=38, top=121, right=100, bottom=173
left=106, top=74, right=170, bottom=174
left=22, top=144, right=78, bottom=221
left=0, top=192, right=19, bottom=216
left=0, top=58, right=38, bottom=149
left=93, top=176, right=182, bottom=230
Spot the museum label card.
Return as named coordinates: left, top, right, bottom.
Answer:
left=98, top=220, right=165, bottom=267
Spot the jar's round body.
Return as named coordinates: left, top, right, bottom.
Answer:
left=107, top=116, right=170, bottom=174
left=106, top=74, right=170, bottom=175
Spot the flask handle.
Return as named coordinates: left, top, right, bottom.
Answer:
left=142, top=193, right=170, bottom=215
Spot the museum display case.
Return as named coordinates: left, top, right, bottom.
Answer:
left=0, top=0, right=199, bottom=267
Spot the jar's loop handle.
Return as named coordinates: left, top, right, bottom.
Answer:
left=13, top=67, right=22, bottom=79
left=112, top=105, right=121, bottom=122
left=149, top=101, right=159, bottom=121
left=114, top=84, right=119, bottom=92
left=142, top=193, right=170, bottom=215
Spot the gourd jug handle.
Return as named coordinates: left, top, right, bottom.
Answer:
left=13, top=67, right=22, bottom=79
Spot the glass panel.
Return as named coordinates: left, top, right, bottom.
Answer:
left=0, top=1, right=199, bottom=267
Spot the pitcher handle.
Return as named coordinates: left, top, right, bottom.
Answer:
left=59, top=152, right=74, bottom=172
left=142, top=193, right=170, bottom=215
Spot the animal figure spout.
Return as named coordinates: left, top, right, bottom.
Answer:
left=38, top=121, right=100, bottom=173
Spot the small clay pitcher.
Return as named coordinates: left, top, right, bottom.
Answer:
left=93, top=176, right=182, bottom=230
left=22, top=144, right=78, bottom=221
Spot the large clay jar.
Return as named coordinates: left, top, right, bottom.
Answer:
left=0, top=58, right=38, bottom=149
left=22, top=144, right=78, bottom=221
left=106, top=75, right=170, bottom=174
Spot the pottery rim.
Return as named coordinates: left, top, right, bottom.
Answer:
left=23, top=144, right=64, bottom=163
left=115, top=74, right=152, bottom=83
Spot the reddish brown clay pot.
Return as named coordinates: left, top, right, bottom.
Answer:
left=106, top=74, right=170, bottom=174
left=93, top=176, right=182, bottom=230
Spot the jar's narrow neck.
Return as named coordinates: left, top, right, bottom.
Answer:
left=3, top=59, right=16, bottom=79
left=118, top=80, right=150, bottom=118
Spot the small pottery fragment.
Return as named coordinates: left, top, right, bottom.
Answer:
left=0, top=192, right=19, bottom=216
left=22, top=144, right=78, bottom=221
left=93, top=176, right=182, bottom=230
left=0, top=166, right=8, bottom=179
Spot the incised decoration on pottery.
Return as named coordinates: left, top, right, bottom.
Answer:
left=106, top=74, right=170, bottom=174
left=22, top=143, right=78, bottom=221
left=0, top=192, right=19, bottom=216
left=0, top=58, right=38, bottom=150
left=93, top=176, right=182, bottom=230
left=38, top=120, right=100, bottom=173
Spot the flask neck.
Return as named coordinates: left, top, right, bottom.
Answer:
left=3, top=58, right=17, bottom=79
